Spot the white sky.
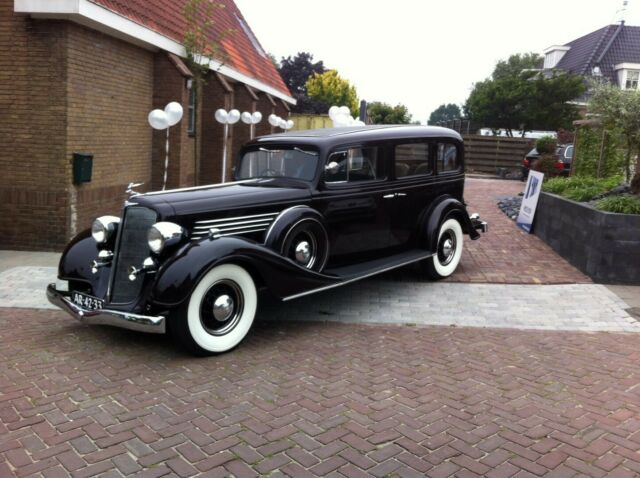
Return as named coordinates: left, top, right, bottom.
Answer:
left=235, top=0, right=640, bottom=124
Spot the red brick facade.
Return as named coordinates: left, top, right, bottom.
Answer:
left=0, top=7, right=291, bottom=251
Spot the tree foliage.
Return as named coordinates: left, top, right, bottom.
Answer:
left=367, top=102, right=413, bottom=124
left=278, top=52, right=327, bottom=114
left=464, top=53, right=585, bottom=136
left=589, top=81, right=640, bottom=189
left=306, top=70, right=359, bottom=116
left=428, top=103, right=461, bottom=125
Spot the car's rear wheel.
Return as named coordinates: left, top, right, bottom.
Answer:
left=172, top=264, right=257, bottom=355
left=422, top=218, right=464, bottom=280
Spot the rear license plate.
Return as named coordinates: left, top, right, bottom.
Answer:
left=71, top=291, right=104, bottom=311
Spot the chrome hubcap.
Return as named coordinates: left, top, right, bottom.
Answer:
left=295, top=241, right=311, bottom=264
left=438, top=231, right=457, bottom=266
left=212, top=294, right=234, bottom=322
left=200, top=280, right=244, bottom=336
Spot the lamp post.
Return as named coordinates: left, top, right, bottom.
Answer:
left=214, top=108, right=241, bottom=183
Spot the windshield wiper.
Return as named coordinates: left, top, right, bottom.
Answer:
left=293, top=147, right=318, bottom=156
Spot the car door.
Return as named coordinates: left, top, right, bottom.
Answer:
left=313, top=143, right=394, bottom=264
left=390, top=139, right=464, bottom=249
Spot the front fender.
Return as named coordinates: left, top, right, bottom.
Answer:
left=151, top=236, right=339, bottom=307
left=419, top=196, right=479, bottom=252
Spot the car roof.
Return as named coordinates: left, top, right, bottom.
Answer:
left=246, top=125, right=463, bottom=149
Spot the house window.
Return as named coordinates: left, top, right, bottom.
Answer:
left=188, top=86, right=196, bottom=134
left=626, top=70, right=640, bottom=89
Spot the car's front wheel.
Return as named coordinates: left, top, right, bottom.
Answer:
left=172, top=264, right=257, bottom=355
left=422, top=218, right=464, bottom=280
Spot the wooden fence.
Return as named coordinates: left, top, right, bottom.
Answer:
left=290, top=114, right=333, bottom=131
left=463, top=135, right=534, bottom=174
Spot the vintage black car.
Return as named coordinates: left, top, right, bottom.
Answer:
left=47, top=126, right=487, bottom=355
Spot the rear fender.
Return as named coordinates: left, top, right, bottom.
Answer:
left=419, top=196, right=479, bottom=253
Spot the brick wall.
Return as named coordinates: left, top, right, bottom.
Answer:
left=66, top=23, right=155, bottom=236
left=0, top=10, right=69, bottom=250
left=199, top=74, right=231, bottom=185
left=151, top=53, right=195, bottom=191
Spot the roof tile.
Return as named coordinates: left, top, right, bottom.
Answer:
left=88, top=0, right=290, bottom=98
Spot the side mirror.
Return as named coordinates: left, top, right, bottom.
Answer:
left=325, top=161, right=340, bottom=174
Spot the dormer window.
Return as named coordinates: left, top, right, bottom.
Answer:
left=615, top=63, right=640, bottom=89
left=543, top=45, right=571, bottom=69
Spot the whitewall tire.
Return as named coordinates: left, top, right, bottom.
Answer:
left=173, top=264, right=257, bottom=355
left=422, top=218, right=464, bottom=280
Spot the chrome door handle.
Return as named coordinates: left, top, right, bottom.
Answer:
left=396, top=193, right=407, bottom=197
left=383, top=194, right=395, bottom=199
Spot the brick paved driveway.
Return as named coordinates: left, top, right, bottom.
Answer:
left=3, top=308, right=640, bottom=477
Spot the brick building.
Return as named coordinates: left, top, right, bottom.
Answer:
left=1, top=0, right=294, bottom=250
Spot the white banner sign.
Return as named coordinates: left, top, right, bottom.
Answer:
left=517, top=170, right=544, bottom=233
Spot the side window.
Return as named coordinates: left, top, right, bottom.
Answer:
left=437, top=143, right=459, bottom=173
left=325, top=147, right=383, bottom=184
left=395, top=143, right=431, bottom=178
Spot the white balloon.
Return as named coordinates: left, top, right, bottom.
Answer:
left=268, top=114, right=280, bottom=127
left=279, top=119, right=287, bottom=129
left=241, top=111, right=252, bottom=124
left=354, top=119, right=365, bottom=126
left=227, top=109, right=241, bottom=124
left=164, top=102, right=183, bottom=126
left=215, top=108, right=228, bottom=123
left=286, top=120, right=294, bottom=130
left=338, top=106, right=350, bottom=116
left=251, top=111, right=263, bottom=124
left=328, top=106, right=340, bottom=121
left=148, top=109, right=169, bottom=130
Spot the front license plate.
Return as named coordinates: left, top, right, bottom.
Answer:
left=71, top=291, right=104, bottom=311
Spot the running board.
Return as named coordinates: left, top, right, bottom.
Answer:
left=282, top=249, right=433, bottom=301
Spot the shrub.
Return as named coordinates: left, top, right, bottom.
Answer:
left=595, top=195, right=640, bottom=214
left=573, top=127, right=625, bottom=177
left=535, top=135, right=557, bottom=154
left=532, top=154, right=559, bottom=177
left=542, top=175, right=624, bottom=201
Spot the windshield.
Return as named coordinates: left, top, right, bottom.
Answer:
left=237, top=147, right=319, bottom=181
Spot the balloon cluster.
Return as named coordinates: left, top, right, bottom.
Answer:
left=214, top=108, right=241, bottom=125
left=329, top=105, right=365, bottom=127
left=268, top=114, right=294, bottom=130
left=148, top=102, right=184, bottom=130
left=241, top=111, right=263, bottom=125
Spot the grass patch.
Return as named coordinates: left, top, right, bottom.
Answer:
left=595, top=195, right=640, bottom=214
left=542, top=175, right=624, bottom=202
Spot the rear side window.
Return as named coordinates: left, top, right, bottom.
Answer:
left=437, top=143, right=459, bottom=173
left=395, top=143, right=431, bottom=178
left=325, top=146, right=384, bottom=183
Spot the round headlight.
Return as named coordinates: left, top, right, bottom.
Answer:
left=148, top=222, right=184, bottom=254
left=91, top=216, right=120, bottom=244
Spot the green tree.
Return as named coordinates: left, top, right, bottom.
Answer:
left=428, top=103, right=461, bottom=125
left=278, top=52, right=327, bottom=113
left=589, top=81, right=640, bottom=190
left=306, top=70, right=359, bottom=116
left=367, top=102, right=413, bottom=124
left=464, top=53, right=585, bottom=136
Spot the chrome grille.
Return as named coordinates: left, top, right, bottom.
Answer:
left=190, top=212, right=279, bottom=241
left=110, top=207, right=157, bottom=304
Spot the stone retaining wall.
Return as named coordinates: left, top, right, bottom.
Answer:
left=534, top=192, right=640, bottom=284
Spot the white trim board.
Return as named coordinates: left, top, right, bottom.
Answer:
left=14, top=0, right=295, bottom=104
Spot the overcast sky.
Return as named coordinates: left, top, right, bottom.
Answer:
left=235, top=0, right=640, bottom=124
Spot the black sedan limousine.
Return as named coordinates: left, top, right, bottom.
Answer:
left=47, top=125, right=487, bottom=355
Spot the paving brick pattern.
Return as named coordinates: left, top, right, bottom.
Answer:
left=3, top=308, right=640, bottom=477
left=449, top=179, right=591, bottom=284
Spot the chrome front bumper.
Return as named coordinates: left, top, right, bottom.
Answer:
left=46, top=283, right=166, bottom=334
